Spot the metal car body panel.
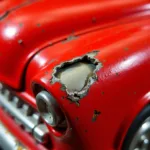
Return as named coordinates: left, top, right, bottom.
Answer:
left=0, top=0, right=150, bottom=150
left=24, top=17, right=150, bottom=150
left=0, top=0, right=149, bottom=89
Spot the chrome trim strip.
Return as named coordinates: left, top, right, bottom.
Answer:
left=0, top=122, right=26, bottom=150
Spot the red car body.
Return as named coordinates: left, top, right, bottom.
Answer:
left=0, top=0, right=150, bottom=150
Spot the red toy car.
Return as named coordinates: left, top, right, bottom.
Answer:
left=0, top=0, right=150, bottom=150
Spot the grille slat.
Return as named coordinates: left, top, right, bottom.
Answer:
left=0, top=86, right=49, bottom=144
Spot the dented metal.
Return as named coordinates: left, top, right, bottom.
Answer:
left=51, top=51, right=102, bottom=102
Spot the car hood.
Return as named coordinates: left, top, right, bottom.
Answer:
left=0, top=0, right=149, bottom=89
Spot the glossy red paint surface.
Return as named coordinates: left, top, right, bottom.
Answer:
left=0, top=0, right=149, bottom=89
left=0, top=0, right=150, bottom=150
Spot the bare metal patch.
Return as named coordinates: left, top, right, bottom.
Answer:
left=51, top=51, right=102, bottom=102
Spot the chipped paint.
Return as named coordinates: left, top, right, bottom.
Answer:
left=0, top=0, right=39, bottom=21
left=18, top=39, right=23, bottom=44
left=124, top=47, right=129, bottom=51
left=19, top=23, right=23, bottom=27
left=51, top=51, right=102, bottom=102
left=92, top=110, right=101, bottom=122
left=62, top=34, right=78, bottom=43
left=101, top=91, right=105, bottom=95
left=0, top=11, right=10, bottom=21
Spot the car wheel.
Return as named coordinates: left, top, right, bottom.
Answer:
left=122, top=105, right=150, bottom=150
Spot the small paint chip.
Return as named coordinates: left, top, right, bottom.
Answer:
left=124, top=47, right=129, bottom=51
left=101, top=91, right=105, bottom=95
left=92, top=110, right=101, bottom=122
left=42, top=29, right=45, bottom=32
left=116, top=72, right=119, bottom=76
left=76, top=117, right=79, bottom=121
left=19, top=23, right=23, bottom=27
left=18, top=39, right=23, bottom=44
left=61, top=96, right=65, bottom=100
left=36, top=23, right=41, bottom=27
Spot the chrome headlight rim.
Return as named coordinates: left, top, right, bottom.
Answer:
left=36, top=91, right=62, bottom=127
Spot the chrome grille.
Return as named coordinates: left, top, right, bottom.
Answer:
left=0, top=122, right=26, bottom=150
left=0, top=84, right=49, bottom=144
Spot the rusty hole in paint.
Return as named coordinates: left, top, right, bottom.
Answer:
left=92, top=110, right=101, bottom=122
left=51, top=51, right=102, bottom=102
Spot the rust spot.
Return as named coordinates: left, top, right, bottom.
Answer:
left=92, top=110, right=101, bottom=122
left=101, top=91, right=105, bottom=95
left=36, top=23, right=41, bottom=27
left=51, top=51, right=102, bottom=102
left=116, top=72, right=119, bottom=76
left=42, top=29, right=45, bottom=32
left=61, top=96, right=65, bottom=100
left=124, top=47, right=129, bottom=51
left=19, top=23, right=23, bottom=27
left=17, top=146, right=24, bottom=150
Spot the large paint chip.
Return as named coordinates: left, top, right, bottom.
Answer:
left=51, top=51, right=102, bottom=102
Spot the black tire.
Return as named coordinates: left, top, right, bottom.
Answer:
left=122, top=105, right=150, bottom=150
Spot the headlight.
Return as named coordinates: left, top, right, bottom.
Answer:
left=36, top=91, right=64, bottom=127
